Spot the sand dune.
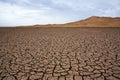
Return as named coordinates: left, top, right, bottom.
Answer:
left=17, top=16, right=120, bottom=27
left=62, top=16, right=120, bottom=27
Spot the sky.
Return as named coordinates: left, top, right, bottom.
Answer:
left=0, top=0, right=120, bottom=26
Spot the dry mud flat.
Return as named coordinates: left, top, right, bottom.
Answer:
left=0, top=27, right=120, bottom=80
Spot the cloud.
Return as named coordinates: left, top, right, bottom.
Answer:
left=0, top=1, right=71, bottom=26
left=0, top=0, right=120, bottom=26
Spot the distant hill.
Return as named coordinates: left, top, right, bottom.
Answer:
left=61, top=16, right=120, bottom=27
left=17, top=16, right=120, bottom=27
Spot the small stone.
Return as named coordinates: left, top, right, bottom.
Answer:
left=58, top=76, right=66, bottom=80
left=74, top=76, right=82, bottom=80
left=48, top=76, right=58, bottom=80
left=61, top=72, right=68, bottom=76
left=5, top=76, right=15, bottom=80
left=53, top=73, right=61, bottom=77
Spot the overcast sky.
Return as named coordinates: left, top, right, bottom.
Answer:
left=0, top=0, right=120, bottom=26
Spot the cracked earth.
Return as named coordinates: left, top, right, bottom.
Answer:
left=0, top=27, right=120, bottom=80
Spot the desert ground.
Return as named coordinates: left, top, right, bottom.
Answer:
left=0, top=27, right=120, bottom=80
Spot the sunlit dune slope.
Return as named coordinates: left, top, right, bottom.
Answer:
left=17, top=16, right=120, bottom=27
left=62, top=16, right=120, bottom=27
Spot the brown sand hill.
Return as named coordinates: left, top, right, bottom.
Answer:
left=62, top=16, right=120, bottom=27
left=17, top=16, right=120, bottom=27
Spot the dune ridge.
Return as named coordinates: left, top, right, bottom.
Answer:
left=62, top=16, right=120, bottom=27
left=17, top=16, right=120, bottom=27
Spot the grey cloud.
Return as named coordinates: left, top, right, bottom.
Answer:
left=0, top=0, right=120, bottom=26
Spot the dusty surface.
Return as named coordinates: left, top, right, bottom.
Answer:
left=0, top=27, right=120, bottom=80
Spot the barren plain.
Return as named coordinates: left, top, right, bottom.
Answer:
left=0, top=27, right=120, bottom=80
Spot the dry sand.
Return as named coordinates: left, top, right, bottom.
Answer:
left=17, top=16, right=120, bottom=27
